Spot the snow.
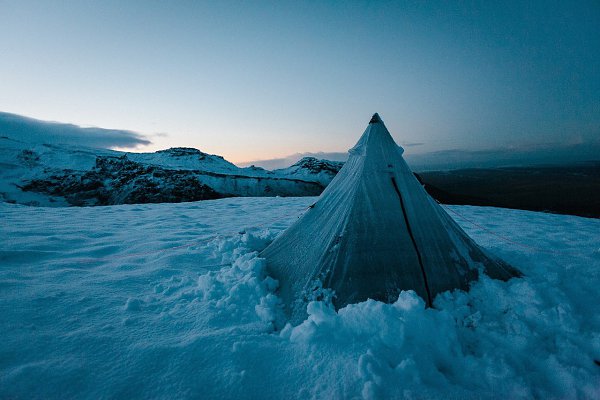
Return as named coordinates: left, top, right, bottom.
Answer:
left=1, top=198, right=599, bottom=399
left=0, top=136, right=119, bottom=205
left=126, top=148, right=272, bottom=177
left=273, top=157, right=343, bottom=186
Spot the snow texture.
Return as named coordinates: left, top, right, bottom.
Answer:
left=1, top=198, right=599, bottom=399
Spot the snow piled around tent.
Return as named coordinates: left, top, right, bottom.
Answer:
left=1, top=198, right=599, bottom=399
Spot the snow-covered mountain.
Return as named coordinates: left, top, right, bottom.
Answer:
left=0, top=136, right=341, bottom=206
left=273, top=157, right=344, bottom=186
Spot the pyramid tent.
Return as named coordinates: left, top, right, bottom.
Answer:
left=261, top=113, right=520, bottom=322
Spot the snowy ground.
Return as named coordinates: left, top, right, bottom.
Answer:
left=1, top=198, right=599, bottom=399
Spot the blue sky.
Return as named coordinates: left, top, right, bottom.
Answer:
left=0, top=1, right=598, bottom=163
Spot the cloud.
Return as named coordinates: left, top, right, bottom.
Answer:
left=400, top=142, right=424, bottom=147
left=0, top=112, right=151, bottom=149
left=240, top=144, right=425, bottom=169
left=404, top=141, right=600, bottom=170
left=238, top=151, right=349, bottom=169
left=240, top=141, right=600, bottom=171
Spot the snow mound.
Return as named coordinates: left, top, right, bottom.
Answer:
left=196, top=230, right=286, bottom=330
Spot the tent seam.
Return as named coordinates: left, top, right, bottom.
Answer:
left=391, top=176, right=433, bottom=307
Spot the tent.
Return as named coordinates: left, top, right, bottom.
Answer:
left=261, top=113, right=520, bottom=322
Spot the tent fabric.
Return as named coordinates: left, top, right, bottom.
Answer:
left=261, top=113, right=520, bottom=323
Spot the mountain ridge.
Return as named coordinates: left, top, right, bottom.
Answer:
left=0, top=137, right=338, bottom=207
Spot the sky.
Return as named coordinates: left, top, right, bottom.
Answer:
left=0, top=1, right=599, bottom=165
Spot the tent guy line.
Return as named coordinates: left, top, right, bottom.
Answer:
left=66, top=201, right=573, bottom=267
left=440, top=204, right=578, bottom=256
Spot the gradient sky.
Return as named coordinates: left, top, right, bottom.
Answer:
left=1, top=1, right=598, bottom=163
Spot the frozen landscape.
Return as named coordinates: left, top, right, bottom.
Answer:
left=0, top=134, right=341, bottom=207
left=3, top=1, right=599, bottom=398
left=1, top=198, right=599, bottom=399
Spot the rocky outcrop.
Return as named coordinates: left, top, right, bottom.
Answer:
left=274, top=157, right=344, bottom=186
left=291, top=157, right=344, bottom=174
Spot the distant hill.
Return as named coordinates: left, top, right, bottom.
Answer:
left=0, top=137, right=333, bottom=206
left=417, top=164, right=600, bottom=218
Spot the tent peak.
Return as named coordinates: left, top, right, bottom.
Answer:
left=369, top=113, right=382, bottom=124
